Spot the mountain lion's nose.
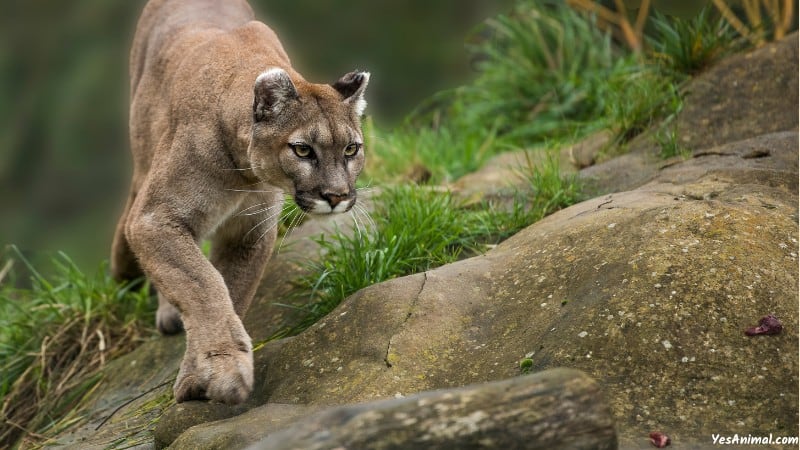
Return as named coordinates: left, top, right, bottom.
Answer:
left=322, top=192, right=349, bottom=208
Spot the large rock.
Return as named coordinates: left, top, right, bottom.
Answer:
left=163, top=129, right=797, bottom=449
left=453, top=34, right=798, bottom=203
left=50, top=33, right=798, bottom=450
left=583, top=32, right=798, bottom=196
left=239, top=133, right=796, bottom=449
left=160, top=128, right=798, bottom=448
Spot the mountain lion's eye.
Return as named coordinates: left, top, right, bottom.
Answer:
left=290, top=143, right=314, bottom=158
left=344, top=143, right=361, bottom=157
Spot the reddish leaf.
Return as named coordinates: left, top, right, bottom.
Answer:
left=745, top=314, right=783, bottom=336
left=649, top=431, right=671, bottom=448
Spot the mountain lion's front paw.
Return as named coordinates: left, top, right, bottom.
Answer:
left=174, top=340, right=254, bottom=404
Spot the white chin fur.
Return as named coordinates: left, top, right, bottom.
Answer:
left=309, top=199, right=352, bottom=215
left=333, top=200, right=352, bottom=214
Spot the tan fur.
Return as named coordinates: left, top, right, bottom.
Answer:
left=111, top=0, right=369, bottom=404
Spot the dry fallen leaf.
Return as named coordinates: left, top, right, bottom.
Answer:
left=649, top=431, right=671, bottom=448
left=744, top=314, right=783, bottom=336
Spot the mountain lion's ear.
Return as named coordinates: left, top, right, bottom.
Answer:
left=332, top=71, right=370, bottom=117
left=253, top=68, right=299, bottom=122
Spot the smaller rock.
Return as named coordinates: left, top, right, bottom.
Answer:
left=154, top=401, right=250, bottom=449
left=247, top=368, right=616, bottom=450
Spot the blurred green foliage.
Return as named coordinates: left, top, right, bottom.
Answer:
left=648, top=6, right=741, bottom=75
left=0, top=0, right=147, bottom=271
left=258, top=1, right=515, bottom=119
left=0, top=0, right=513, bottom=271
left=456, top=1, right=623, bottom=143
left=365, top=0, right=689, bottom=185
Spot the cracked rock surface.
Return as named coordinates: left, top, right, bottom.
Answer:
left=231, top=135, right=796, bottom=450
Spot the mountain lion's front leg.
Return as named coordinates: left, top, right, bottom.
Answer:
left=126, top=181, right=254, bottom=404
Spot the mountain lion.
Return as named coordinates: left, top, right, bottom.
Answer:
left=111, top=0, right=369, bottom=404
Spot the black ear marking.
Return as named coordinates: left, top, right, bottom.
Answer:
left=332, top=71, right=366, bottom=99
left=253, top=68, right=299, bottom=122
left=331, top=70, right=370, bottom=116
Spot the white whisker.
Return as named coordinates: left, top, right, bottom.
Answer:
left=241, top=204, right=283, bottom=217
left=244, top=207, right=285, bottom=239
left=350, top=209, right=364, bottom=241
left=235, top=202, right=271, bottom=216
left=221, top=166, right=263, bottom=171
left=225, top=188, right=283, bottom=194
left=355, top=203, right=377, bottom=231
left=277, top=207, right=305, bottom=253
left=254, top=207, right=293, bottom=243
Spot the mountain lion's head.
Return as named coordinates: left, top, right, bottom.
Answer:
left=248, top=68, right=369, bottom=215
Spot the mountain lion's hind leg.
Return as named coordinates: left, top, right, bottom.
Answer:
left=156, top=292, right=184, bottom=335
left=110, top=190, right=144, bottom=282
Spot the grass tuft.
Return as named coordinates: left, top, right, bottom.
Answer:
left=0, top=246, right=155, bottom=449
left=655, top=127, right=690, bottom=160
left=519, top=151, right=582, bottom=215
left=294, top=186, right=465, bottom=328
left=365, top=0, right=697, bottom=184
left=648, top=6, right=740, bottom=76
left=294, top=150, right=581, bottom=328
left=364, top=113, right=503, bottom=184
left=457, top=0, right=620, bottom=144
left=602, top=64, right=684, bottom=143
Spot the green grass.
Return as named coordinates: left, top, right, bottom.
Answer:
left=0, top=246, right=155, bottom=448
left=648, top=6, right=740, bottom=76
left=364, top=114, right=503, bottom=184
left=294, top=151, right=581, bottom=327
left=455, top=0, right=620, bottom=144
left=602, top=64, right=684, bottom=143
left=517, top=151, right=582, bottom=216
left=293, top=186, right=466, bottom=328
left=366, top=0, right=691, bottom=184
left=296, top=0, right=746, bottom=329
left=655, top=126, right=690, bottom=159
